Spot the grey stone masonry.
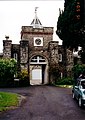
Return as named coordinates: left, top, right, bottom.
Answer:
left=48, top=41, right=59, bottom=64
left=66, top=48, right=74, bottom=76
left=3, top=40, right=12, bottom=58
left=21, top=26, right=53, bottom=52
left=20, top=40, right=29, bottom=71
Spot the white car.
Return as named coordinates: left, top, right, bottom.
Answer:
left=72, top=79, right=85, bottom=107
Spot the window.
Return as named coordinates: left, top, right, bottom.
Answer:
left=31, top=55, right=45, bottom=63
left=81, top=81, right=85, bottom=89
left=59, top=54, right=62, bottom=62
left=13, top=53, right=18, bottom=61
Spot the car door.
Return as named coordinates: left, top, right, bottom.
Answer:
left=74, top=81, right=80, bottom=99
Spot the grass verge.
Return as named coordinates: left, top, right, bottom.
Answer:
left=55, top=85, right=73, bottom=88
left=0, top=92, right=19, bottom=112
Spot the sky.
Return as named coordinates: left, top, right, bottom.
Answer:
left=0, top=0, right=64, bottom=52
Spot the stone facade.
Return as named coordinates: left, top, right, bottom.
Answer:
left=0, top=8, right=74, bottom=85
left=2, top=28, right=73, bottom=85
left=66, top=49, right=74, bottom=76
left=20, top=40, right=29, bottom=71
left=48, top=41, right=59, bottom=64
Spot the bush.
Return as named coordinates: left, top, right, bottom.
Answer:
left=18, top=69, right=29, bottom=86
left=56, top=77, right=74, bottom=85
left=72, top=64, right=85, bottom=79
left=0, top=58, right=17, bottom=87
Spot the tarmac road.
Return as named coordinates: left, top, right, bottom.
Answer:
left=0, top=85, right=85, bottom=120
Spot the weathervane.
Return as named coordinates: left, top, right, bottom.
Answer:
left=35, top=7, right=39, bottom=14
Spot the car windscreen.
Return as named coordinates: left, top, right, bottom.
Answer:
left=81, top=81, right=85, bottom=89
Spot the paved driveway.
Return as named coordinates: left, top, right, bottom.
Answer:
left=0, top=86, right=85, bottom=120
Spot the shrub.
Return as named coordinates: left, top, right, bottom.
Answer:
left=56, top=77, right=74, bottom=85
left=0, top=58, right=17, bottom=87
left=72, top=64, right=85, bottom=79
left=18, top=69, right=29, bottom=86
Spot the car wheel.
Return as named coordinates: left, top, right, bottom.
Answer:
left=72, top=92, right=75, bottom=99
left=78, top=97, right=83, bottom=107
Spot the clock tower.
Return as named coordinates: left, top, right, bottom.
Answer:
left=20, top=7, right=59, bottom=85
left=21, top=7, right=53, bottom=53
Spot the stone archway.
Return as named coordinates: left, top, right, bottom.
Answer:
left=29, top=55, right=48, bottom=85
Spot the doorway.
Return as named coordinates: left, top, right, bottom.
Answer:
left=31, top=66, right=42, bottom=85
left=30, top=55, right=48, bottom=85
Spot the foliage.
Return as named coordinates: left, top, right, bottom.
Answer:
left=56, top=0, right=84, bottom=49
left=18, top=69, right=29, bottom=86
left=0, top=58, right=17, bottom=87
left=18, top=69, right=29, bottom=81
left=55, top=77, right=74, bottom=85
left=72, top=64, right=85, bottom=79
left=0, top=92, right=18, bottom=112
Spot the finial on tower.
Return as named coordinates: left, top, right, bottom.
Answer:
left=35, top=7, right=38, bottom=14
left=30, top=7, right=43, bottom=28
left=5, top=35, right=9, bottom=40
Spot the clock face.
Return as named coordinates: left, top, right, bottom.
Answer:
left=35, top=39, right=41, bottom=45
left=34, top=37, right=43, bottom=46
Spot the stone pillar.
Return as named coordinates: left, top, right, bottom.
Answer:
left=48, top=41, right=59, bottom=64
left=48, top=41, right=59, bottom=84
left=20, top=40, right=29, bottom=71
left=66, top=48, right=74, bottom=77
left=3, top=36, right=12, bottom=58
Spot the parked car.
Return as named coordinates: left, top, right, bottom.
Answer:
left=72, top=79, right=85, bottom=107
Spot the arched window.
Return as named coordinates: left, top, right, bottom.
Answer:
left=30, top=55, right=46, bottom=64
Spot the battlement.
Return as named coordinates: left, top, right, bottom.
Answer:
left=21, top=26, right=53, bottom=34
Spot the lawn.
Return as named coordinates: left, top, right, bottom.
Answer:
left=0, top=92, right=19, bottom=112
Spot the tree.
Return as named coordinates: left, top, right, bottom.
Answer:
left=56, top=0, right=84, bottom=49
left=72, top=64, right=85, bottom=79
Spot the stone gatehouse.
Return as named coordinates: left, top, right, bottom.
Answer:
left=1, top=8, right=73, bottom=85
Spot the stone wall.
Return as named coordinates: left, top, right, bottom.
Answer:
left=66, top=48, right=74, bottom=77
left=48, top=41, right=59, bottom=64
left=2, top=25, right=75, bottom=85
left=20, top=40, right=29, bottom=71
left=21, top=26, right=53, bottom=53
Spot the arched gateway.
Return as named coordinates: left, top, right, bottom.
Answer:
left=30, top=55, right=48, bottom=85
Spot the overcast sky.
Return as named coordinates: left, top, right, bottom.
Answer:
left=0, top=0, right=64, bottom=52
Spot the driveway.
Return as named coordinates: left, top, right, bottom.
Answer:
left=0, top=85, right=85, bottom=120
